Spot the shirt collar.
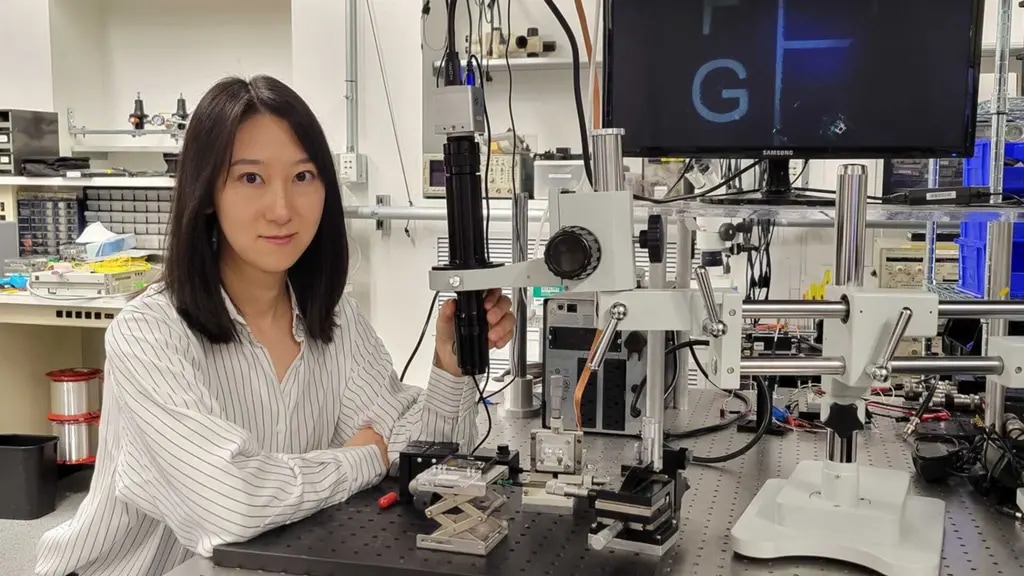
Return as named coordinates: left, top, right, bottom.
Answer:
left=221, top=281, right=305, bottom=342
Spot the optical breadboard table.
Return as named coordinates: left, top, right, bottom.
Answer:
left=167, top=390, right=1023, bottom=576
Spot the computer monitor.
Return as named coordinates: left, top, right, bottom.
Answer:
left=603, top=0, right=985, bottom=193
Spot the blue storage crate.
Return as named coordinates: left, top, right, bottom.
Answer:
left=956, top=237, right=1024, bottom=298
left=963, top=139, right=1024, bottom=194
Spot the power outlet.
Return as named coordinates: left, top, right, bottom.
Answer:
left=336, top=152, right=367, bottom=184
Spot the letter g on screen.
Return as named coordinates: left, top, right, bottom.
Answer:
left=692, top=59, right=749, bottom=123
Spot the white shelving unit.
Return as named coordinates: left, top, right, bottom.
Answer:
left=70, top=144, right=181, bottom=155
left=0, top=176, right=175, bottom=189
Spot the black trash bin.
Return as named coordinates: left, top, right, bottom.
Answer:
left=0, top=434, right=59, bottom=520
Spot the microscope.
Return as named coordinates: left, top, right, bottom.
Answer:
left=424, top=2, right=1024, bottom=571
left=427, top=108, right=1024, bottom=573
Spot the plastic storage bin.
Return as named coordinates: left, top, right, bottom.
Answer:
left=0, top=434, right=59, bottom=520
left=955, top=218, right=1024, bottom=298
left=962, top=139, right=1024, bottom=193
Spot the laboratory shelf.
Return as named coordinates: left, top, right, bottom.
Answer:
left=0, top=292, right=126, bottom=328
left=926, top=282, right=978, bottom=301
left=0, top=177, right=175, bottom=189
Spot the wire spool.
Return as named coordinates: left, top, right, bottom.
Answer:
left=51, top=416, right=99, bottom=465
left=45, top=368, right=102, bottom=421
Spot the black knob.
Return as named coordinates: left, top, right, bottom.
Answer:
left=638, top=215, right=666, bottom=264
left=544, top=226, right=600, bottom=281
left=497, top=444, right=510, bottom=456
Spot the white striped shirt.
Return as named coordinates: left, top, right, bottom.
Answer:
left=35, top=284, right=479, bottom=576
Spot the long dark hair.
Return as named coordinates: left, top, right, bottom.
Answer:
left=163, top=75, right=348, bottom=344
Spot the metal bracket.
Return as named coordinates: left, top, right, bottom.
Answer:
left=67, top=107, right=186, bottom=143
left=375, top=194, right=391, bottom=236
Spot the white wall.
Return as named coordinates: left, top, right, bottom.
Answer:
left=0, top=0, right=54, bottom=110
left=49, top=0, right=292, bottom=158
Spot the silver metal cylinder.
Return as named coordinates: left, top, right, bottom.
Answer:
left=505, top=189, right=539, bottom=418
left=345, top=0, right=359, bottom=153
left=833, top=164, right=869, bottom=287
left=742, top=301, right=848, bottom=319
left=673, top=220, right=692, bottom=412
left=739, top=357, right=846, bottom=376
left=937, top=301, right=1024, bottom=319
left=826, top=432, right=858, bottom=464
left=984, top=0, right=1015, bottom=431
left=887, top=356, right=1004, bottom=376
left=646, top=262, right=667, bottom=472
left=590, top=128, right=626, bottom=192
left=923, top=160, right=940, bottom=286
left=590, top=521, right=624, bottom=551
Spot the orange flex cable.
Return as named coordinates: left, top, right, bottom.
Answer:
left=572, top=0, right=601, bottom=128
left=574, top=328, right=604, bottom=430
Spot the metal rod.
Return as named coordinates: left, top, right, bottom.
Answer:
left=646, top=261, right=667, bottom=471
left=505, top=188, right=537, bottom=418
left=833, top=164, right=869, bottom=287
left=741, top=300, right=1024, bottom=321
left=870, top=308, right=914, bottom=382
left=828, top=163, right=868, bottom=469
left=985, top=0, right=1015, bottom=431
left=937, top=301, right=1024, bottom=319
left=741, top=301, right=848, bottom=319
left=739, top=357, right=846, bottom=376
left=341, top=204, right=965, bottom=230
left=346, top=0, right=359, bottom=153
left=673, top=220, right=691, bottom=412
left=590, top=128, right=625, bottom=192
left=923, top=160, right=940, bottom=285
left=888, top=357, right=1004, bottom=377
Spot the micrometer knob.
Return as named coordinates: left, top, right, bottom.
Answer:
left=544, top=226, right=601, bottom=281
left=590, top=521, right=624, bottom=550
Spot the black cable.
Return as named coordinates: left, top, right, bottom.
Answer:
left=499, top=0, right=517, bottom=257
left=541, top=0, right=594, bottom=189
left=441, top=0, right=461, bottom=86
left=401, top=292, right=441, bottom=381
left=468, top=53, right=493, bottom=261
left=665, top=390, right=751, bottom=439
left=470, top=374, right=492, bottom=455
left=689, top=376, right=772, bottom=464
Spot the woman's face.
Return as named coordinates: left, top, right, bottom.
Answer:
left=215, top=113, right=325, bottom=276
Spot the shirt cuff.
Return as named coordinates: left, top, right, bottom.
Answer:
left=424, top=366, right=479, bottom=418
left=339, top=445, right=388, bottom=495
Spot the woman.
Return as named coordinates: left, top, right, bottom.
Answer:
left=35, top=75, right=514, bottom=576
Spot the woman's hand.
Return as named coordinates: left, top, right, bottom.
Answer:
left=344, top=428, right=389, bottom=469
left=433, top=288, right=515, bottom=376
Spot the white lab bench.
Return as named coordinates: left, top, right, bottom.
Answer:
left=0, top=292, right=124, bottom=434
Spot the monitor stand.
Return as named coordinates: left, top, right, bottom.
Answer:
left=703, top=159, right=833, bottom=207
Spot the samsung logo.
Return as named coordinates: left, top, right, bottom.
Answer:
left=762, top=150, right=794, bottom=157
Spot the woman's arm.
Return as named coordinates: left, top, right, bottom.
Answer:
left=335, top=298, right=480, bottom=466
left=107, top=307, right=388, bottom=557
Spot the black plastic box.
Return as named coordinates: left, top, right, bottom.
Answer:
left=0, top=434, right=59, bottom=520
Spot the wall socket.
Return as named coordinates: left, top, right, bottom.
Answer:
left=336, top=152, right=367, bottom=184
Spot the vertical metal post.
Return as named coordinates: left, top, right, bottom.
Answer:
left=591, top=128, right=626, bottom=192
left=827, top=164, right=868, bottom=467
left=923, top=160, right=939, bottom=286
left=505, top=188, right=539, bottom=418
left=985, top=0, right=1014, bottom=431
left=833, top=165, right=868, bottom=288
left=673, top=219, right=692, bottom=411
left=645, top=260, right=667, bottom=471
left=345, top=0, right=359, bottom=153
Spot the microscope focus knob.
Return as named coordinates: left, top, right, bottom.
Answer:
left=545, top=226, right=601, bottom=281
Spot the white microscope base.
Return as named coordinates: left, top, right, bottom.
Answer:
left=731, top=461, right=945, bottom=576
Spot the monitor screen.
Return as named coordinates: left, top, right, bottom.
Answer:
left=603, top=0, right=985, bottom=159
